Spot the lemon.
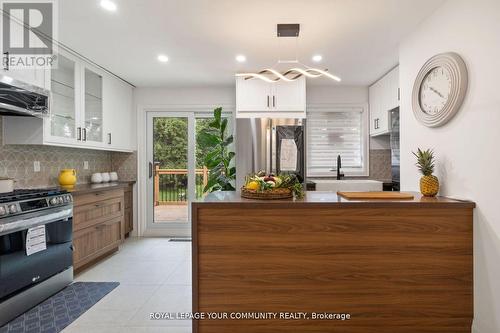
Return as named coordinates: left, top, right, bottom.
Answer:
left=246, top=181, right=260, bottom=190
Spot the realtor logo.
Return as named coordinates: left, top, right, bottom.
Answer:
left=1, top=0, right=57, bottom=69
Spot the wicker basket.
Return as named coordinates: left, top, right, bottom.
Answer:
left=240, top=187, right=293, bottom=200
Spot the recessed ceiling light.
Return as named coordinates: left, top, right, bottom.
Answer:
left=235, top=55, right=247, bottom=63
left=100, top=0, right=117, bottom=12
left=157, top=54, right=169, bottom=63
left=312, top=55, right=323, bottom=62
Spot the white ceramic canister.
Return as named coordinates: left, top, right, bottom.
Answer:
left=109, top=172, right=118, bottom=182
left=91, top=173, right=103, bottom=183
left=101, top=172, right=111, bottom=182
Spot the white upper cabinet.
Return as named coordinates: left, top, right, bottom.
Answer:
left=369, top=66, right=399, bottom=136
left=236, top=76, right=306, bottom=118
left=3, top=48, right=134, bottom=152
left=273, top=78, right=306, bottom=112
left=45, top=50, right=81, bottom=145
left=102, top=73, right=134, bottom=152
left=0, top=18, right=49, bottom=90
left=82, top=65, right=104, bottom=147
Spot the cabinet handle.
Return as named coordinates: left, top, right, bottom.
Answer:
left=267, top=95, right=270, bottom=108
left=3, top=52, right=9, bottom=71
left=398, top=88, right=400, bottom=101
left=77, top=127, right=82, bottom=141
left=108, top=133, right=112, bottom=145
left=149, top=162, right=153, bottom=178
left=273, top=95, right=275, bottom=108
left=82, top=128, right=87, bottom=141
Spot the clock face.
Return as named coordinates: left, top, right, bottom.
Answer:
left=419, top=66, right=452, bottom=115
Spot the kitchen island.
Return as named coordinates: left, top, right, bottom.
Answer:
left=191, top=191, right=474, bottom=333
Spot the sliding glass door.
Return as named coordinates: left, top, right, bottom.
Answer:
left=146, top=111, right=232, bottom=236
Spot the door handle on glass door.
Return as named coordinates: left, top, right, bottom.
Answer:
left=149, top=162, right=153, bottom=178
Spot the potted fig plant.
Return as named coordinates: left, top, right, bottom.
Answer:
left=198, top=107, right=236, bottom=193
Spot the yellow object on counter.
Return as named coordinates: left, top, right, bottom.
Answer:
left=58, top=169, right=77, bottom=186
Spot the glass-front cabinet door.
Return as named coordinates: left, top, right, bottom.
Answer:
left=83, top=67, right=103, bottom=145
left=46, top=52, right=80, bottom=144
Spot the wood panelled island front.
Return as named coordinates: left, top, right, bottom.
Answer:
left=191, top=191, right=474, bottom=333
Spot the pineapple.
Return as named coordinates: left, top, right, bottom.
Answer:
left=413, top=148, right=439, bottom=197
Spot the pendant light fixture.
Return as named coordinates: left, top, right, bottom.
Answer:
left=235, top=24, right=341, bottom=83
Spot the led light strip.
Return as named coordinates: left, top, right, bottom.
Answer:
left=235, top=68, right=341, bottom=82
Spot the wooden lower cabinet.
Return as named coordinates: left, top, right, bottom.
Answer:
left=72, top=188, right=125, bottom=272
left=124, top=184, right=133, bottom=236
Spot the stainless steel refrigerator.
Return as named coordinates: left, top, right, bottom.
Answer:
left=235, top=118, right=306, bottom=190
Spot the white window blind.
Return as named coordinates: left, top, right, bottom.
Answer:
left=307, top=106, right=368, bottom=176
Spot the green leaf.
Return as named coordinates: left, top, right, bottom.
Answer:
left=214, top=107, right=222, bottom=122
left=220, top=118, right=228, bottom=136
left=203, top=177, right=219, bottom=193
left=198, top=132, right=221, bottom=146
left=223, top=135, right=234, bottom=146
left=227, top=166, right=236, bottom=177
left=227, top=151, right=235, bottom=162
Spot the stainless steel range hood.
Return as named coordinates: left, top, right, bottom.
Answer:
left=0, top=74, right=49, bottom=118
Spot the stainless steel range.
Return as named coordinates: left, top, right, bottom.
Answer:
left=0, top=188, right=73, bottom=326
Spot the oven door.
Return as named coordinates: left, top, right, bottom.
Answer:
left=0, top=212, right=73, bottom=301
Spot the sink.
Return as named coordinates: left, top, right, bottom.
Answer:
left=312, top=179, right=383, bottom=192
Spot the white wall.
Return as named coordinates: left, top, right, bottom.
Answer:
left=399, top=0, right=500, bottom=332
left=134, top=86, right=235, bottom=107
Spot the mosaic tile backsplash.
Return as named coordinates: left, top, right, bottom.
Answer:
left=0, top=117, right=137, bottom=188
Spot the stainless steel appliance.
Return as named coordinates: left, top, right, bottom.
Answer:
left=390, top=108, right=400, bottom=191
left=0, top=189, right=73, bottom=326
left=236, top=118, right=305, bottom=189
left=0, top=74, right=49, bottom=117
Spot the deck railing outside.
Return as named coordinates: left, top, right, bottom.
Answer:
left=154, top=166, right=208, bottom=205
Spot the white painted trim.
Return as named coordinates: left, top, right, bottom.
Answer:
left=306, top=103, right=370, bottom=177
left=136, top=104, right=235, bottom=237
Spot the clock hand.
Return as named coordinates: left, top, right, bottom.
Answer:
left=430, top=86, right=444, bottom=98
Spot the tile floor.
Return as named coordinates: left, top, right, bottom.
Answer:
left=63, top=237, right=192, bottom=333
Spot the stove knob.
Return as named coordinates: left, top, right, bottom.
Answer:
left=50, top=197, right=58, bottom=205
left=0, top=206, right=6, bottom=216
left=58, top=196, right=64, bottom=204
left=8, top=204, right=17, bottom=214
left=66, top=195, right=73, bottom=202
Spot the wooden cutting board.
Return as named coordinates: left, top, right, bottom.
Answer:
left=337, top=191, right=415, bottom=200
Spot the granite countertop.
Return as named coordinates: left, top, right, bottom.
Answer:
left=60, top=181, right=135, bottom=195
left=193, top=191, right=475, bottom=209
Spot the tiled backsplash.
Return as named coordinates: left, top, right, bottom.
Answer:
left=369, top=149, right=392, bottom=182
left=0, top=117, right=137, bottom=188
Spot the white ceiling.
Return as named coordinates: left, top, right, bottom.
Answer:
left=58, top=0, right=445, bottom=87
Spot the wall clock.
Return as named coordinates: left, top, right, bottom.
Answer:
left=412, top=52, right=468, bottom=127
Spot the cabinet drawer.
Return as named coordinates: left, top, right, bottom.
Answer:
left=74, top=189, right=123, bottom=206
left=74, top=196, right=124, bottom=231
left=73, top=217, right=122, bottom=269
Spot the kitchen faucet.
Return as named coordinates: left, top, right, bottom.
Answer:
left=336, top=155, right=344, bottom=180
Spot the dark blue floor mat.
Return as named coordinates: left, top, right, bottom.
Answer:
left=0, top=282, right=119, bottom=333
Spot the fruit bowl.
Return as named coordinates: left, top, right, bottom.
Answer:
left=241, top=187, right=293, bottom=200
left=240, top=172, right=303, bottom=200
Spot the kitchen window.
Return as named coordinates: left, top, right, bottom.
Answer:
left=307, top=105, right=369, bottom=177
